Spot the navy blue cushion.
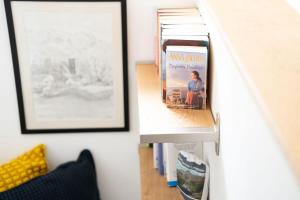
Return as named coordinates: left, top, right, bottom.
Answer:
left=0, top=150, right=100, bottom=200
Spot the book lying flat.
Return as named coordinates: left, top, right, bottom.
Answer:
left=157, top=8, right=199, bottom=14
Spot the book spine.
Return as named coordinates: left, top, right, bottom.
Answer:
left=163, top=143, right=167, bottom=178
left=153, top=143, right=158, bottom=168
left=157, top=143, right=164, bottom=176
left=156, top=10, right=160, bottom=74
left=154, top=35, right=158, bottom=70
left=165, top=143, right=177, bottom=186
left=158, top=16, right=163, bottom=79
left=161, top=38, right=167, bottom=102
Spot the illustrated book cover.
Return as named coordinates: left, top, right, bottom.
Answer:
left=166, top=46, right=208, bottom=109
left=161, top=35, right=209, bottom=102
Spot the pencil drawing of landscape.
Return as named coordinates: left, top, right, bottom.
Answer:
left=24, top=11, right=114, bottom=121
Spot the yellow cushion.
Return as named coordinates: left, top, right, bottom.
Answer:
left=0, top=144, right=48, bottom=192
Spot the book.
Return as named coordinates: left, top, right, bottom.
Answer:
left=160, top=35, right=209, bottom=102
left=161, top=23, right=205, bottom=28
left=163, top=143, right=167, bottom=178
left=177, top=151, right=209, bottom=200
left=157, top=143, right=164, bottom=175
left=161, top=23, right=208, bottom=32
left=161, top=26, right=208, bottom=36
left=164, top=143, right=201, bottom=187
left=157, top=8, right=199, bottom=14
left=166, top=46, right=208, bottom=109
left=158, top=15, right=205, bottom=25
left=159, top=19, right=208, bottom=101
left=153, top=143, right=159, bottom=169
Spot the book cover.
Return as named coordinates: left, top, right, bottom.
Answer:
left=176, top=151, right=209, bottom=200
left=161, top=36, right=209, bottom=102
left=166, top=46, right=208, bottom=109
left=164, top=143, right=201, bottom=187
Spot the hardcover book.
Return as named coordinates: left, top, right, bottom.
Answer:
left=166, top=46, right=208, bottom=109
left=161, top=35, right=209, bottom=102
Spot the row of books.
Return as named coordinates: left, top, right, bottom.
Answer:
left=155, top=7, right=209, bottom=110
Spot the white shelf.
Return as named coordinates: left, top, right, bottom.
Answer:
left=136, top=64, right=219, bottom=153
left=140, top=126, right=218, bottom=143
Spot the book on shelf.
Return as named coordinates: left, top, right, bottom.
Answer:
left=161, top=24, right=206, bottom=29
left=163, top=143, right=201, bottom=187
left=157, top=143, right=164, bottom=175
left=161, top=26, right=208, bottom=36
left=155, top=7, right=203, bottom=75
left=166, top=46, right=208, bottom=109
left=153, top=143, right=159, bottom=169
left=158, top=15, right=205, bottom=25
left=177, top=151, right=209, bottom=200
left=157, top=8, right=200, bottom=14
left=160, top=35, right=209, bottom=102
left=163, top=142, right=167, bottom=178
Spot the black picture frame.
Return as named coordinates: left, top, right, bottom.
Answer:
left=4, top=0, right=129, bottom=133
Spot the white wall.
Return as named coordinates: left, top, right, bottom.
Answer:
left=199, top=1, right=300, bottom=200
left=0, top=0, right=195, bottom=200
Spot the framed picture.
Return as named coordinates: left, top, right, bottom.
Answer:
left=4, top=0, right=129, bottom=133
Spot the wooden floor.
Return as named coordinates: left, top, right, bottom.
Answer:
left=139, top=146, right=183, bottom=200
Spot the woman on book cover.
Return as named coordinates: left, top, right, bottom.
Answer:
left=185, top=71, right=204, bottom=108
